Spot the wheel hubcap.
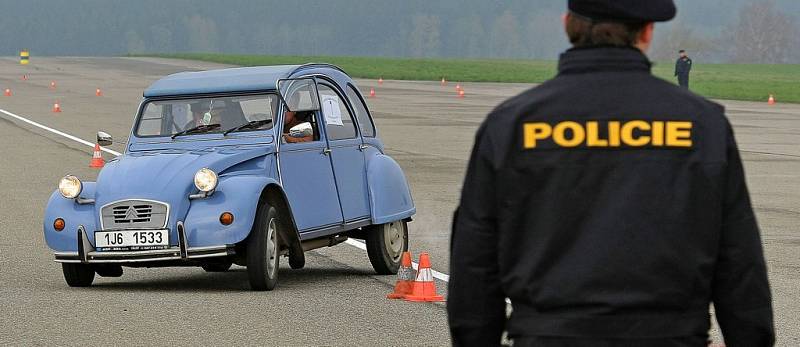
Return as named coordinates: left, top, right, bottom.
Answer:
left=383, top=221, right=404, bottom=263
left=266, top=218, right=277, bottom=278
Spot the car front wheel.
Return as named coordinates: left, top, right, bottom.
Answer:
left=366, top=220, right=408, bottom=275
left=62, top=263, right=95, bottom=287
left=246, top=203, right=280, bottom=291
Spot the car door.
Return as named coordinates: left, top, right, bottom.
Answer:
left=277, top=79, right=343, bottom=231
left=317, top=82, right=371, bottom=223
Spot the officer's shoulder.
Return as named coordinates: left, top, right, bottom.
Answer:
left=485, top=82, right=554, bottom=124
left=651, top=76, right=724, bottom=115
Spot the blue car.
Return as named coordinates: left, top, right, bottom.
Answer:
left=44, top=64, right=415, bottom=290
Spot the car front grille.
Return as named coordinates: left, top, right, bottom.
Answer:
left=101, top=200, right=168, bottom=230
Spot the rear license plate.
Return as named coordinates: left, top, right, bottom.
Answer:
left=95, top=230, right=169, bottom=251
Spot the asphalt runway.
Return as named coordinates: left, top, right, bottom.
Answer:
left=1, top=57, right=798, bottom=346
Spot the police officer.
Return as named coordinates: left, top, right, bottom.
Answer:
left=676, top=49, right=693, bottom=88
left=447, top=1, right=774, bottom=346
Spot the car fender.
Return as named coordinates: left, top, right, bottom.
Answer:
left=366, top=154, right=416, bottom=225
left=184, top=175, right=280, bottom=247
left=43, top=182, right=98, bottom=252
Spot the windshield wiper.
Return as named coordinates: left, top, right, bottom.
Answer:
left=171, top=124, right=221, bottom=139
left=223, top=119, right=273, bottom=136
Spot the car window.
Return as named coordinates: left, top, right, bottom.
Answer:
left=318, top=84, right=357, bottom=141
left=346, top=85, right=375, bottom=137
left=135, top=94, right=277, bottom=137
left=281, top=109, right=321, bottom=144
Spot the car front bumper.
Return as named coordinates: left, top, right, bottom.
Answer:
left=54, top=224, right=233, bottom=264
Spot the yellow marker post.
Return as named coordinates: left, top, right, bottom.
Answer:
left=20, top=50, right=30, bottom=65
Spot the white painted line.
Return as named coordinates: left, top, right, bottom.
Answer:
left=345, top=239, right=450, bottom=282
left=0, top=107, right=454, bottom=283
left=0, top=108, right=122, bottom=156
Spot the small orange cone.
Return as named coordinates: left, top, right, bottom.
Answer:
left=404, top=253, right=444, bottom=302
left=50, top=81, right=57, bottom=89
left=768, top=94, right=775, bottom=105
left=378, top=77, right=384, bottom=86
left=4, top=88, right=11, bottom=97
left=90, top=143, right=104, bottom=168
left=458, top=89, right=465, bottom=98
left=455, top=83, right=462, bottom=91
left=387, top=252, right=415, bottom=299
left=21, top=74, right=28, bottom=81
left=369, top=88, right=376, bottom=98
left=441, top=77, right=447, bottom=86
left=52, top=101, right=62, bottom=113
left=96, top=88, right=103, bottom=96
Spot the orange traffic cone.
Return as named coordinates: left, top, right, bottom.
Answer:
left=441, top=77, right=447, bottom=86
left=369, top=88, right=376, bottom=98
left=404, top=253, right=444, bottom=302
left=50, top=81, right=56, bottom=89
left=21, top=74, right=28, bottom=81
left=458, top=89, right=465, bottom=98
left=96, top=88, right=103, bottom=96
left=768, top=94, right=775, bottom=105
left=4, top=88, right=11, bottom=97
left=378, top=77, right=384, bottom=86
left=387, top=252, right=415, bottom=299
left=455, top=83, right=462, bottom=91
left=90, top=143, right=104, bottom=168
left=52, top=101, right=62, bottom=113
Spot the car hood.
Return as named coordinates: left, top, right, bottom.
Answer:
left=94, top=145, right=273, bottom=204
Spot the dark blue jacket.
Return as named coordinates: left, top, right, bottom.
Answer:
left=448, top=46, right=774, bottom=347
left=675, top=56, right=693, bottom=76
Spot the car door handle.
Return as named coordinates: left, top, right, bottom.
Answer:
left=322, top=148, right=332, bottom=155
left=358, top=144, right=369, bottom=151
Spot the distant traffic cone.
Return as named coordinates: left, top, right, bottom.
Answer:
left=52, top=101, right=62, bottom=113
left=404, top=253, right=444, bottom=302
left=378, top=77, right=384, bottom=86
left=21, top=74, right=28, bottom=81
left=4, top=88, right=11, bottom=97
left=96, top=88, right=103, bottom=96
left=387, top=252, right=415, bottom=299
left=441, top=77, right=447, bottom=86
left=89, top=143, right=104, bottom=168
left=455, top=83, right=462, bottom=91
left=768, top=94, right=775, bottom=105
left=50, top=81, right=56, bottom=89
left=458, top=89, right=465, bottom=98
left=369, top=88, right=376, bottom=98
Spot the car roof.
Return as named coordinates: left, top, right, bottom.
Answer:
left=143, top=64, right=349, bottom=98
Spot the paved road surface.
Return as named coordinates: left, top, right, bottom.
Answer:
left=0, top=57, right=797, bottom=346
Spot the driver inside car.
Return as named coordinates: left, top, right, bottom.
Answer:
left=282, top=110, right=314, bottom=143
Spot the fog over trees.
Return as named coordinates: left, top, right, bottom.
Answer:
left=1, top=0, right=798, bottom=63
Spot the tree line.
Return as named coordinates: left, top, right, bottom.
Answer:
left=0, top=0, right=797, bottom=63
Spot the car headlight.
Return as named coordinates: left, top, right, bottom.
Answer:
left=194, top=168, right=218, bottom=192
left=58, top=175, right=83, bottom=199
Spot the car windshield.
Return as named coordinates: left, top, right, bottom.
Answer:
left=135, top=94, right=278, bottom=138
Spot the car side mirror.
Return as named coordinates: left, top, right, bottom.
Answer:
left=97, top=131, right=113, bottom=146
left=288, top=122, right=313, bottom=138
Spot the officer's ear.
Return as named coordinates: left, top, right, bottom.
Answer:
left=635, top=22, right=656, bottom=52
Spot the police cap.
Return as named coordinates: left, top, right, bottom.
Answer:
left=568, top=0, right=677, bottom=23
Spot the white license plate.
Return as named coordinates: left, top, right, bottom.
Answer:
left=95, top=229, right=169, bottom=251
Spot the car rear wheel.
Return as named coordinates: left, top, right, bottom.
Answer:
left=62, top=263, right=95, bottom=287
left=246, top=203, right=280, bottom=291
left=366, top=220, right=408, bottom=275
left=202, top=261, right=233, bottom=272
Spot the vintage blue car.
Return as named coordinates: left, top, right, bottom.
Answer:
left=44, top=64, right=415, bottom=290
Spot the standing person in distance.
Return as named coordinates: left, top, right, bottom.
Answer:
left=675, top=49, right=693, bottom=89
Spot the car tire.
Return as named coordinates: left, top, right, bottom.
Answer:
left=95, top=264, right=123, bottom=277
left=365, top=220, right=408, bottom=275
left=62, top=263, right=95, bottom=287
left=202, top=261, right=233, bottom=272
left=246, top=203, right=280, bottom=291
